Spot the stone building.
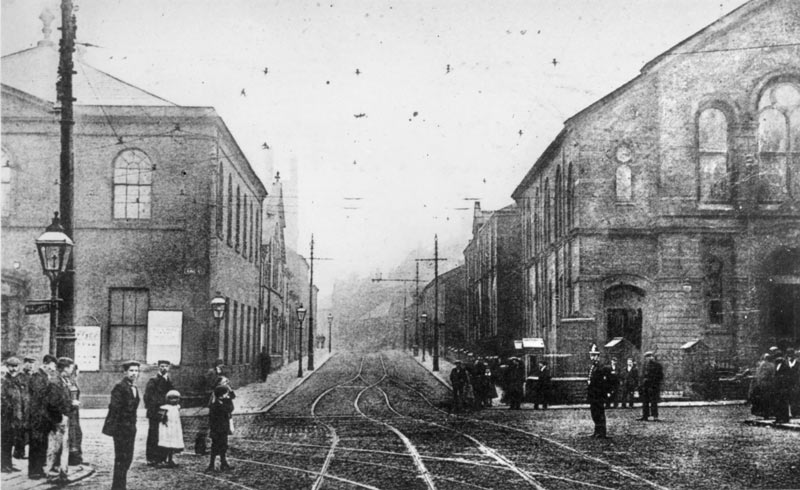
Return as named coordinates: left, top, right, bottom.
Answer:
left=419, top=265, right=467, bottom=359
left=463, top=202, right=523, bottom=357
left=1, top=24, right=267, bottom=404
left=260, top=172, right=288, bottom=369
left=511, top=0, right=800, bottom=384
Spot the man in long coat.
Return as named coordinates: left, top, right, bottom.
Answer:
left=785, top=347, right=799, bottom=418
left=505, top=358, right=525, bottom=410
left=259, top=348, right=272, bottom=383
left=144, top=360, right=174, bottom=466
left=533, top=360, right=552, bottom=410
left=587, top=345, right=610, bottom=438
left=13, top=356, right=34, bottom=460
left=102, top=361, right=141, bottom=490
left=28, top=354, right=69, bottom=479
left=638, top=351, right=664, bottom=421
left=619, top=357, right=639, bottom=408
left=773, top=350, right=792, bottom=424
left=449, top=360, right=471, bottom=412
left=1, top=357, right=25, bottom=472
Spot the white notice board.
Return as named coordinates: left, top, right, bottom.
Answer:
left=74, top=326, right=101, bottom=372
left=146, top=310, right=183, bottom=365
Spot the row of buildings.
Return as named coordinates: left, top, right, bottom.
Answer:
left=417, top=0, right=800, bottom=389
left=1, top=16, right=317, bottom=406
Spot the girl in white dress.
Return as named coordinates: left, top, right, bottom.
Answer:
left=158, top=390, right=184, bottom=467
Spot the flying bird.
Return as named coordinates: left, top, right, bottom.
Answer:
left=518, top=129, right=523, bottom=136
left=446, top=64, right=451, bottom=74
left=552, top=58, right=559, bottom=67
left=240, top=88, right=247, bottom=96
left=262, top=142, right=270, bottom=150
left=354, top=113, right=367, bottom=118
left=263, top=67, right=269, bottom=75
left=355, top=68, right=361, bottom=75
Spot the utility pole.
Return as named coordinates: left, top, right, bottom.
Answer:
left=308, top=234, right=333, bottom=371
left=56, top=0, right=77, bottom=358
left=416, top=238, right=447, bottom=371
left=371, top=275, right=421, bottom=352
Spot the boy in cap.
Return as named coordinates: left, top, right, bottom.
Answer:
left=1, top=357, right=25, bottom=472
left=206, top=385, right=234, bottom=472
left=45, top=357, right=75, bottom=481
left=102, top=360, right=140, bottom=490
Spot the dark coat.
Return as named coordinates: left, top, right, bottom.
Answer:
left=587, top=361, right=610, bottom=402
left=102, top=379, right=140, bottom=438
left=205, top=367, right=224, bottom=394
left=620, top=365, right=639, bottom=390
left=259, top=352, right=272, bottom=375
left=640, top=359, right=664, bottom=398
left=208, top=397, right=234, bottom=439
left=535, top=366, right=552, bottom=398
left=144, top=374, right=174, bottom=419
left=28, top=368, right=71, bottom=433
left=450, top=366, right=471, bottom=389
left=1, top=373, right=27, bottom=431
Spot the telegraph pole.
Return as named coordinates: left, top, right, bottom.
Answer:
left=56, top=0, right=77, bottom=358
left=371, top=275, right=421, bottom=352
left=308, top=234, right=333, bottom=371
left=416, top=244, right=447, bottom=371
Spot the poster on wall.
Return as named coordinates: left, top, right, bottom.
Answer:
left=146, top=310, right=183, bottom=365
left=74, top=326, right=101, bottom=372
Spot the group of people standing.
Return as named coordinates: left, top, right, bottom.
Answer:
left=1, top=354, right=83, bottom=483
left=748, top=346, right=799, bottom=424
left=449, top=358, right=498, bottom=411
left=587, top=345, right=664, bottom=438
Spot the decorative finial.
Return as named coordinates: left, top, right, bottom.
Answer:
left=38, top=8, right=55, bottom=47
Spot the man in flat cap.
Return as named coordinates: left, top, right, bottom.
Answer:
left=1, top=357, right=25, bottom=472
left=144, top=360, right=174, bottom=466
left=449, top=360, right=471, bottom=412
left=103, top=361, right=140, bottom=490
left=46, top=357, right=75, bottom=481
left=638, top=351, right=664, bottom=422
left=27, top=354, right=66, bottom=479
left=13, top=357, right=35, bottom=460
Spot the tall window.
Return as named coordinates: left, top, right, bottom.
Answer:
left=235, top=186, right=241, bottom=251
left=109, top=288, right=149, bottom=360
left=1, top=148, right=12, bottom=217
left=216, top=162, right=224, bottom=238
left=698, top=108, right=730, bottom=203
left=615, top=165, right=632, bottom=201
left=243, top=194, right=248, bottom=257
left=758, top=81, right=800, bottom=201
left=567, top=163, right=574, bottom=229
left=227, top=176, right=233, bottom=246
left=113, top=149, right=152, bottom=219
left=555, top=168, right=562, bottom=238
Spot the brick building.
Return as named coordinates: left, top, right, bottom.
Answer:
left=463, top=202, right=523, bottom=357
left=511, top=0, right=800, bottom=385
left=260, top=172, right=288, bottom=369
left=1, top=29, right=267, bottom=404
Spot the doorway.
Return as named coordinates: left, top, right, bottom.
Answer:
left=604, top=285, right=645, bottom=349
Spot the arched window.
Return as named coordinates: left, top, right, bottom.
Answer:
left=1, top=148, right=13, bottom=217
left=567, top=163, right=574, bottom=229
left=235, top=185, right=241, bottom=251
left=243, top=194, right=248, bottom=257
left=216, top=162, right=224, bottom=238
left=113, top=149, right=152, bottom=219
left=544, top=178, right=550, bottom=244
left=227, top=176, right=233, bottom=246
left=698, top=108, right=730, bottom=203
left=758, top=81, right=800, bottom=201
left=555, top=168, right=562, bottom=238
left=615, top=165, right=632, bottom=201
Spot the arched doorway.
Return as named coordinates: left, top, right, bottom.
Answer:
left=763, top=248, right=800, bottom=349
left=604, top=285, right=645, bottom=349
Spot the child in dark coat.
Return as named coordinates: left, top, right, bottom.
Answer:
left=206, top=386, right=234, bottom=472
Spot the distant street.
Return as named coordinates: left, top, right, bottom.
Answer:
left=63, top=351, right=798, bottom=490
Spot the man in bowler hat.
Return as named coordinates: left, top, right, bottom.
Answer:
left=103, top=361, right=140, bottom=490
left=587, top=345, right=610, bottom=438
left=144, top=360, right=174, bottom=466
left=638, top=351, right=664, bottom=421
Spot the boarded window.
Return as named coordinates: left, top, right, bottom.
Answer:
left=615, top=165, right=632, bottom=201
left=109, top=288, right=149, bottom=360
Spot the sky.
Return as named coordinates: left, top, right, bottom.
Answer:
left=1, top=0, right=751, bottom=305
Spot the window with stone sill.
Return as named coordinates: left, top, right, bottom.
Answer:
left=112, top=149, right=152, bottom=220
left=757, top=81, right=800, bottom=202
left=698, top=107, right=731, bottom=204
left=615, top=164, right=632, bottom=202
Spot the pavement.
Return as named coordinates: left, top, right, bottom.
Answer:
left=1, top=349, right=333, bottom=489
left=412, top=351, right=800, bottom=430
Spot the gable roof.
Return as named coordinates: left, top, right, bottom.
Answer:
left=1, top=43, right=175, bottom=106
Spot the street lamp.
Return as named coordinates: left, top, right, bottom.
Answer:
left=327, top=313, right=333, bottom=353
left=211, top=292, right=227, bottom=362
left=420, top=313, right=428, bottom=362
left=296, top=304, right=306, bottom=378
left=35, top=212, right=73, bottom=356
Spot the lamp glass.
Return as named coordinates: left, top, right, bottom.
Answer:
left=211, top=295, right=227, bottom=320
left=297, top=305, right=307, bottom=323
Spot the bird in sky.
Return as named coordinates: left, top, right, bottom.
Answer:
left=353, top=160, right=357, bottom=165
left=354, top=113, right=367, bottom=118
left=552, top=58, right=559, bottom=67
left=262, top=142, right=270, bottom=150
left=355, top=68, right=361, bottom=75
left=518, top=129, right=523, bottom=136
left=446, top=64, right=451, bottom=74
left=240, top=89, right=247, bottom=96
left=263, top=67, right=269, bottom=75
